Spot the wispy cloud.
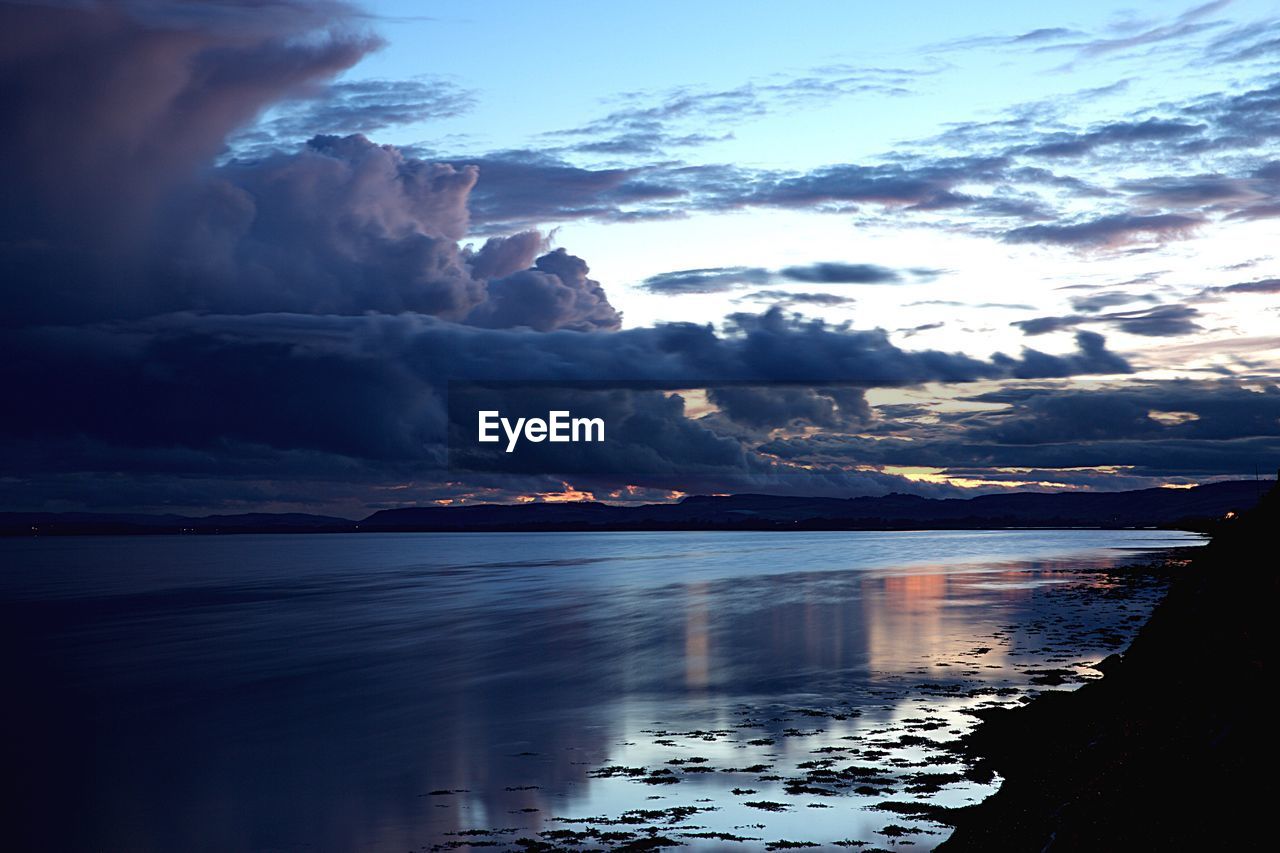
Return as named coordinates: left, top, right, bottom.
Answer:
left=541, top=64, right=931, bottom=157
left=232, top=78, right=476, bottom=152
left=638, top=262, right=930, bottom=294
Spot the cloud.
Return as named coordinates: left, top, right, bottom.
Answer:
left=1013, top=304, right=1203, bottom=337
left=1020, top=118, right=1205, bottom=158
left=1041, top=0, right=1233, bottom=65
left=0, top=307, right=1133, bottom=447
left=779, top=262, right=902, bottom=284
left=705, top=386, right=871, bottom=432
left=639, top=267, right=773, bottom=294
left=898, top=322, right=946, bottom=338
left=0, top=308, right=1134, bottom=509
left=758, top=379, right=1280, bottom=482
left=1206, top=278, right=1280, bottom=295
left=907, top=300, right=1037, bottom=310
left=1012, top=27, right=1082, bottom=44
left=991, top=330, right=1132, bottom=377
left=743, top=156, right=1012, bottom=210
left=4, top=129, right=622, bottom=331
left=1193, top=277, right=1280, bottom=304
left=1206, top=18, right=1280, bottom=63
left=1004, top=213, right=1203, bottom=247
left=1068, top=291, right=1160, bottom=312
left=465, top=249, right=621, bottom=331
left=448, top=52, right=1280, bottom=251
left=542, top=65, right=925, bottom=157
left=639, top=262, right=924, bottom=294
left=0, top=0, right=380, bottom=250
left=232, top=78, right=476, bottom=151
left=927, top=26, right=1085, bottom=53
left=438, top=150, right=699, bottom=231
left=738, top=291, right=857, bottom=307
left=1117, top=174, right=1265, bottom=206
left=364, top=71, right=1280, bottom=248
left=0, top=0, right=1268, bottom=513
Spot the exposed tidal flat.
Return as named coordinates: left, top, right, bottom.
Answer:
left=0, top=529, right=1203, bottom=852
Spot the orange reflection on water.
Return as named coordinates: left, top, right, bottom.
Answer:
left=865, top=567, right=1018, bottom=672
left=684, top=581, right=711, bottom=689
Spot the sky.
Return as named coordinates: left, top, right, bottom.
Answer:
left=1, top=0, right=1278, bottom=515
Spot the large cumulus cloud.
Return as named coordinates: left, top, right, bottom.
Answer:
left=0, top=3, right=619, bottom=332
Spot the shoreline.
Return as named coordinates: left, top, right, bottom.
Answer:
left=0, top=523, right=1213, bottom=537
left=1, top=480, right=1266, bottom=537
left=932, top=483, right=1277, bottom=851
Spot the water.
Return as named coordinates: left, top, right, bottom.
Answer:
left=0, top=529, right=1203, bottom=852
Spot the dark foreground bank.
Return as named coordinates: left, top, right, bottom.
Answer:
left=935, top=481, right=1279, bottom=851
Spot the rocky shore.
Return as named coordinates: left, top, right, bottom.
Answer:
left=936, top=481, right=1278, bottom=851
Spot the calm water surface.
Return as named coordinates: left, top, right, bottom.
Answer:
left=0, top=529, right=1203, bottom=852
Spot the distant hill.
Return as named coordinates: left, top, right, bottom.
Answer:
left=3, top=480, right=1270, bottom=536
left=0, top=511, right=355, bottom=536
left=364, top=479, right=1269, bottom=532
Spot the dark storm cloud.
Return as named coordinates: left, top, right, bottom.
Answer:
left=706, top=386, right=872, bottom=432
left=758, top=380, right=1280, bottom=481
left=0, top=308, right=1134, bottom=508
left=1004, top=213, right=1203, bottom=247
left=767, top=432, right=1280, bottom=483
left=0, top=308, right=1133, bottom=453
left=1013, top=304, right=1202, bottom=338
left=1, top=1, right=608, bottom=328
left=959, top=381, right=1280, bottom=443
left=990, top=330, right=1132, bottom=377
left=464, top=249, right=621, bottom=332
left=0, top=0, right=379, bottom=248
left=4, top=128, right=622, bottom=330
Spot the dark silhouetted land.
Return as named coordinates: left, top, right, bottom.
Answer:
left=2, top=479, right=1270, bottom=535
left=934, top=477, right=1278, bottom=851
